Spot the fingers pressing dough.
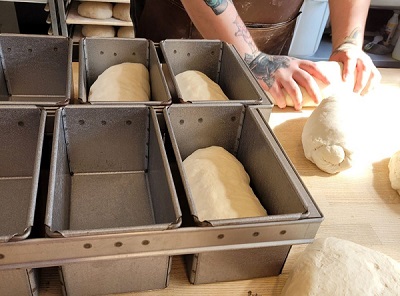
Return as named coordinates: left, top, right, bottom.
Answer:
left=266, top=61, right=355, bottom=107
left=175, top=70, right=229, bottom=102
left=302, top=95, right=362, bottom=174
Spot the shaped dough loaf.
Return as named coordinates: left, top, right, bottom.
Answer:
left=302, top=95, right=362, bottom=174
left=81, top=25, right=115, bottom=37
left=117, top=26, right=135, bottom=38
left=175, top=70, right=229, bottom=102
left=389, top=150, right=400, bottom=196
left=113, top=3, right=131, bottom=22
left=266, top=61, right=355, bottom=107
left=182, top=146, right=267, bottom=221
left=89, top=63, right=150, bottom=102
left=281, top=237, right=400, bottom=296
left=77, top=2, right=113, bottom=19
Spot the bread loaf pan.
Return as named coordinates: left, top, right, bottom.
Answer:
left=45, top=105, right=181, bottom=295
left=164, top=103, right=323, bottom=283
left=160, top=39, right=272, bottom=106
left=0, top=106, right=46, bottom=295
left=79, top=37, right=171, bottom=106
left=0, top=34, right=72, bottom=106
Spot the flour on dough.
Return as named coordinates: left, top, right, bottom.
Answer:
left=265, top=61, right=355, bottom=107
left=117, top=26, right=135, bottom=38
left=77, top=2, right=113, bottom=19
left=113, top=3, right=131, bottom=22
left=302, top=95, right=363, bottom=174
left=175, top=70, right=229, bottom=102
left=81, top=25, right=115, bottom=38
left=89, top=63, right=150, bottom=102
left=182, top=146, right=267, bottom=221
left=389, top=150, right=400, bottom=196
left=281, top=237, right=400, bottom=296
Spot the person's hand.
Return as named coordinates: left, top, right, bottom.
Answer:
left=246, top=52, right=330, bottom=110
left=329, top=43, right=381, bottom=95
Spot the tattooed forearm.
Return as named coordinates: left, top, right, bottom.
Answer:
left=233, top=15, right=258, bottom=55
left=332, top=27, right=361, bottom=54
left=204, top=0, right=232, bottom=15
left=246, top=53, right=290, bottom=88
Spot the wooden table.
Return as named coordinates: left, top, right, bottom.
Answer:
left=41, top=67, right=400, bottom=296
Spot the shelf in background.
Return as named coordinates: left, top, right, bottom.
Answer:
left=303, top=35, right=400, bottom=68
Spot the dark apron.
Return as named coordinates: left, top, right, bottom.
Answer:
left=130, top=0, right=303, bottom=55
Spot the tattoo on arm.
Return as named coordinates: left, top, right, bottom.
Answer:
left=246, top=53, right=290, bottom=88
left=332, top=27, right=361, bottom=54
left=204, top=0, right=232, bottom=15
left=233, top=15, right=258, bottom=55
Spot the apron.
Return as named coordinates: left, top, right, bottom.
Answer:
left=130, top=0, right=303, bottom=55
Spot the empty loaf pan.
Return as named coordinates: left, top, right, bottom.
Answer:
left=164, top=104, right=323, bottom=283
left=160, top=39, right=271, bottom=105
left=45, top=105, right=181, bottom=295
left=0, top=34, right=72, bottom=106
left=79, top=37, right=171, bottom=105
left=0, top=106, right=46, bottom=295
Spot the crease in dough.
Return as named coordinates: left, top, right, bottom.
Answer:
left=182, top=146, right=267, bottom=221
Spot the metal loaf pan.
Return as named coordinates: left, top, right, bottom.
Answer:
left=45, top=105, right=181, bottom=295
left=79, top=37, right=171, bottom=106
left=0, top=106, right=46, bottom=295
left=164, top=104, right=323, bottom=283
left=0, top=34, right=72, bottom=106
left=160, top=39, right=272, bottom=105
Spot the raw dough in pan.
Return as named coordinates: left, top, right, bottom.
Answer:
left=175, top=70, right=229, bottom=102
left=89, top=62, right=150, bottom=102
left=78, top=2, right=113, bottom=19
left=183, top=146, right=267, bottom=221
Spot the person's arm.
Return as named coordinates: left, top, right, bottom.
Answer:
left=328, top=0, right=381, bottom=94
left=180, top=0, right=330, bottom=110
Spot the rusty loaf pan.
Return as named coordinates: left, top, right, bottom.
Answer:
left=160, top=39, right=272, bottom=105
left=45, top=105, right=182, bottom=238
left=79, top=37, right=171, bottom=106
left=164, top=103, right=323, bottom=227
left=0, top=106, right=46, bottom=243
left=0, top=34, right=72, bottom=106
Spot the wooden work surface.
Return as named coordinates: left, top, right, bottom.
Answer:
left=41, top=67, right=400, bottom=296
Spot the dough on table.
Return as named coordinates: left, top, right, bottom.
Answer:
left=302, top=95, right=362, bottom=174
left=113, top=3, right=131, bottom=22
left=182, top=146, right=267, bottom=221
left=77, top=2, right=113, bottom=19
left=175, top=70, right=229, bottom=102
left=266, top=61, right=355, bottom=107
left=389, top=150, right=400, bottom=196
left=281, top=237, right=400, bottom=296
left=89, top=63, right=150, bottom=102
left=117, top=26, right=135, bottom=38
left=81, top=25, right=115, bottom=38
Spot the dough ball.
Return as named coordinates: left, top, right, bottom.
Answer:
left=266, top=61, right=355, bottom=107
left=89, top=63, right=150, bottom=102
left=77, top=2, right=113, bottom=19
left=175, top=70, right=229, bottom=102
left=113, top=3, right=131, bottom=22
left=389, top=150, right=400, bottom=195
left=281, top=237, right=400, bottom=296
left=81, top=25, right=115, bottom=38
left=117, top=26, right=135, bottom=38
left=302, top=95, right=362, bottom=174
left=182, top=146, right=267, bottom=221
